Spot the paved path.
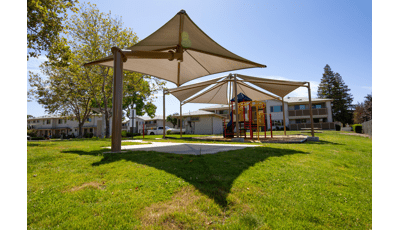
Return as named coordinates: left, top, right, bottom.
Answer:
left=109, top=142, right=261, bottom=155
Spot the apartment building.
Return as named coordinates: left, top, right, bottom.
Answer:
left=27, top=114, right=109, bottom=137
left=134, top=116, right=174, bottom=134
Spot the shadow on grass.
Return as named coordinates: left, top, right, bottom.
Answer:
left=307, top=140, right=344, bottom=145
left=62, top=146, right=308, bottom=207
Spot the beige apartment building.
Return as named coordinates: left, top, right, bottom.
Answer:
left=27, top=114, right=109, bottom=137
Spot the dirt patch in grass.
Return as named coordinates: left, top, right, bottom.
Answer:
left=68, top=181, right=104, bottom=192
left=140, top=186, right=220, bottom=229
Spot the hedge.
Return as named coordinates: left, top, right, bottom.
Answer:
left=352, top=124, right=362, bottom=133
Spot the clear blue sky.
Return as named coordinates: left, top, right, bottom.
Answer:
left=27, top=0, right=372, bottom=117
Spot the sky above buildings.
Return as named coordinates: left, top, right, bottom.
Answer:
left=27, top=0, right=372, bottom=117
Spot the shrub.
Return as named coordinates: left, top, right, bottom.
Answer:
left=121, top=130, right=127, bottom=137
left=84, top=132, right=94, bottom=138
left=167, top=130, right=172, bottom=135
left=352, top=124, right=362, bottom=133
left=335, top=124, right=341, bottom=131
left=27, top=129, right=37, bottom=137
left=31, top=137, right=45, bottom=140
left=126, top=132, right=137, bottom=137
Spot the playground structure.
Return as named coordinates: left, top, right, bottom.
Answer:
left=223, top=93, right=268, bottom=140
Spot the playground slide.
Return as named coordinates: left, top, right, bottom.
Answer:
left=227, top=111, right=233, bottom=129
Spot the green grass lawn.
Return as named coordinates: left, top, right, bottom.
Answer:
left=27, top=131, right=371, bottom=229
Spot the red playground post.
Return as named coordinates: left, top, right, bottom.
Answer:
left=264, top=110, right=266, bottom=138
left=142, top=123, right=145, bottom=139
left=270, top=114, right=273, bottom=138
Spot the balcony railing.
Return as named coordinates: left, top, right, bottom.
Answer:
left=288, top=108, right=327, bottom=117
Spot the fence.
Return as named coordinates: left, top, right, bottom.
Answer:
left=362, top=120, right=372, bottom=137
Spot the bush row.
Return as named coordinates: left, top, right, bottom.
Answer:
left=121, top=131, right=140, bottom=137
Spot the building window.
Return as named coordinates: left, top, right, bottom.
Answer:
left=89, top=128, right=93, bottom=132
left=47, top=120, right=51, bottom=124
left=43, top=120, right=45, bottom=125
left=75, top=129, right=77, bottom=132
left=312, top=104, right=324, bottom=109
left=87, top=118, right=91, bottom=122
left=58, top=119, right=62, bottom=124
left=299, top=105, right=306, bottom=110
left=270, top=106, right=282, bottom=113
left=64, top=119, right=67, bottom=124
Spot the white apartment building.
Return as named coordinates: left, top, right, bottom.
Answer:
left=27, top=114, right=110, bottom=137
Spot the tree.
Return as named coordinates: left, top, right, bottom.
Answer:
left=66, top=3, right=164, bottom=137
left=28, top=57, right=93, bottom=138
left=27, top=115, right=34, bottom=119
left=353, top=94, right=372, bottom=124
left=317, top=65, right=354, bottom=124
left=353, top=102, right=364, bottom=124
left=363, top=94, right=372, bottom=122
left=166, top=114, right=178, bottom=128
left=27, top=0, right=78, bottom=64
left=28, top=3, right=164, bottom=138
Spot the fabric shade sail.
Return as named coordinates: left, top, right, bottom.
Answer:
left=169, top=75, right=280, bottom=105
left=84, top=10, right=266, bottom=86
left=237, top=74, right=306, bottom=98
left=167, top=76, right=225, bottom=102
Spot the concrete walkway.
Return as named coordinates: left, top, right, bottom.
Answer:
left=109, top=142, right=261, bottom=155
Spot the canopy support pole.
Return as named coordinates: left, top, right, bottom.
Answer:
left=234, top=74, right=239, bottom=138
left=111, top=47, right=124, bottom=152
left=282, top=98, right=287, bottom=135
left=163, top=89, right=166, bottom=138
left=180, top=102, right=182, bottom=138
left=308, top=82, right=315, bottom=137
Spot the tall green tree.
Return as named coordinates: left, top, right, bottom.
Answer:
left=65, top=3, right=163, bottom=137
left=317, top=65, right=354, bottom=124
left=27, top=0, right=78, bottom=64
left=28, top=3, right=164, bottom=138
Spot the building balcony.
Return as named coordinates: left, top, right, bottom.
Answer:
left=288, top=108, right=328, bottom=117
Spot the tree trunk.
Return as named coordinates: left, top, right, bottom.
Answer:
left=105, top=112, right=110, bottom=138
left=78, top=123, right=83, bottom=138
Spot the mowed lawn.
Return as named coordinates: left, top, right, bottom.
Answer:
left=27, top=131, right=372, bottom=229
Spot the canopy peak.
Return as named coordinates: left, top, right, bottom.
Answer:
left=177, top=9, right=187, bottom=15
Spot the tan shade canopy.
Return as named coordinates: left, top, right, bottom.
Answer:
left=237, top=74, right=306, bottom=98
left=84, top=10, right=266, bottom=86
left=167, top=76, right=225, bottom=102
left=168, top=75, right=280, bottom=105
